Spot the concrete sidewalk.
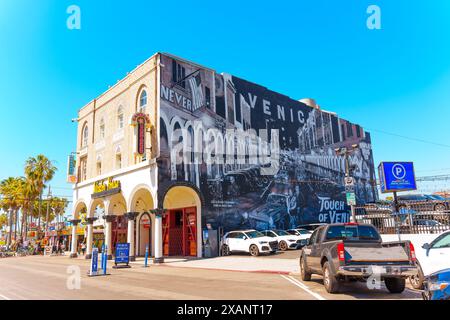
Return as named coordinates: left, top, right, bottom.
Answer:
left=130, top=254, right=300, bottom=274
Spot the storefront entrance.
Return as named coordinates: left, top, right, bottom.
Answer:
left=111, top=215, right=127, bottom=253
left=162, top=207, right=197, bottom=257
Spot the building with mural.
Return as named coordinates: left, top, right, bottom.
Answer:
left=69, top=53, right=377, bottom=260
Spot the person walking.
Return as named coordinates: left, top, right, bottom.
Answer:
left=81, top=242, right=86, bottom=256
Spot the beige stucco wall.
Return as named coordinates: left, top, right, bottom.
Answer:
left=75, top=54, right=159, bottom=182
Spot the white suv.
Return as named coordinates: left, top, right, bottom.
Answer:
left=221, top=230, right=278, bottom=256
left=262, top=229, right=303, bottom=251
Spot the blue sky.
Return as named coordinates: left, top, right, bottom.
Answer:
left=1, top=0, right=450, bottom=204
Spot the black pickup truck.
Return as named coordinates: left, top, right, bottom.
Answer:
left=299, top=223, right=418, bottom=294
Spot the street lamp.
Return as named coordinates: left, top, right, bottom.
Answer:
left=335, top=145, right=359, bottom=222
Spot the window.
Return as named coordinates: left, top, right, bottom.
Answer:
left=172, top=60, right=186, bottom=88
left=346, top=122, right=353, bottom=137
left=99, top=118, right=105, bottom=139
left=82, top=124, right=89, bottom=147
left=117, top=106, right=124, bottom=129
left=325, top=225, right=380, bottom=241
left=116, top=153, right=122, bottom=169
left=205, top=86, right=211, bottom=109
left=80, top=157, right=87, bottom=181
left=139, top=90, right=147, bottom=113
left=431, top=233, right=450, bottom=249
left=96, top=160, right=102, bottom=176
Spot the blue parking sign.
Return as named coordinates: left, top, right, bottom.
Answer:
left=378, top=162, right=417, bottom=193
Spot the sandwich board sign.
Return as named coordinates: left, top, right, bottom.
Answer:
left=114, top=243, right=131, bottom=268
left=378, top=162, right=417, bottom=193
left=89, top=248, right=99, bottom=276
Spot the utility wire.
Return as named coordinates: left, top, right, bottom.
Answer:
left=366, top=127, right=450, bottom=149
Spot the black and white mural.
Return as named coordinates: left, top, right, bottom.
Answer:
left=157, top=54, right=377, bottom=232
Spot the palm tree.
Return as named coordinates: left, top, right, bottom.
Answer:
left=24, top=155, right=57, bottom=236
left=0, top=177, right=22, bottom=247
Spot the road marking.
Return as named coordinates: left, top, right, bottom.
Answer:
left=0, top=294, right=11, bottom=300
left=280, top=275, right=326, bottom=300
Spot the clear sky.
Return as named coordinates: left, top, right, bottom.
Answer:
left=1, top=0, right=450, bottom=205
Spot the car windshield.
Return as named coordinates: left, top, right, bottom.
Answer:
left=245, top=231, right=264, bottom=239
left=325, top=225, right=380, bottom=241
left=296, top=229, right=310, bottom=235
left=274, top=230, right=289, bottom=236
left=267, top=195, right=286, bottom=206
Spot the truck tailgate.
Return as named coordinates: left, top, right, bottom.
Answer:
left=345, top=246, right=409, bottom=263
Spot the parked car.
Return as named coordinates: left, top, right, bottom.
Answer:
left=286, top=228, right=312, bottom=247
left=409, top=230, right=450, bottom=289
left=412, top=219, right=449, bottom=234
left=261, top=229, right=303, bottom=250
left=397, top=194, right=449, bottom=212
left=422, top=268, right=450, bottom=300
left=299, top=223, right=418, bottom=294
left=221, top=229, right=278, bottom=257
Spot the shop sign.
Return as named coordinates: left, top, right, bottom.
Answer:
left=90, top=248, right=99, bottom=276
left=92, top=177, right=121, bottom=199
left=132, top=113, right=151, bottom=156
left=67, top=154, right=78, bottom=184
left=114, top=243, right=130, bottom=266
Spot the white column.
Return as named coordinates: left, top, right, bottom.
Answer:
left=70, top=222, right=78, bottom=258
left=105, top=218, right=112, bottom=259
left=153, top=214, right=164, bottom=263
left=85, top=222, right=94, bottom=259
left=127, top=216, right=136, bottom=261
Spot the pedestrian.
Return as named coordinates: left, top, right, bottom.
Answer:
left=81, top=242, right=86, bottom=255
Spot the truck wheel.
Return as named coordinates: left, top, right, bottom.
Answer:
left=323, top=261, right=340, bottom=293
left=279, top=241, right=288, bottom=251
left=300, top=256, right=312, bottom=281
left=385, top=278, right=406, bottom=293
left=249, top=244, right=260, bottom=257
left=409, top=263, right=424, bottom=290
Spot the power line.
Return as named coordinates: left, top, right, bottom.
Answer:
left=366, top=127, right=450, bottom=149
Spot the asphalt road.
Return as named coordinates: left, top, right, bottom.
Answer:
left=0, top=255, right=422, bottom=300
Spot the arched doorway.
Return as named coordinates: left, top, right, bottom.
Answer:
left=108, top=193, right=127, bottom=254
left=138, top=213, right=151, bottom=256
left=129, top=186, right=155, bottom=256
left=162, top=185, right=202, bottom=257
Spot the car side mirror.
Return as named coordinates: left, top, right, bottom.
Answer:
left=422, top=243, right=431, bottom=256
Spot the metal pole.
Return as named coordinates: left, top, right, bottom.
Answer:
left=45, top=186, right=51, bottom=235
left=144, top=244, right=149, bottom=268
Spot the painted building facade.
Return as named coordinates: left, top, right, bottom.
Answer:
left=70, top=53, right=377, bottom=260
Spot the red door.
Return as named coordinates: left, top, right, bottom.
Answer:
left=111, top=216, right=127, bottom=254
left=163, top=207, right=197, bottom=257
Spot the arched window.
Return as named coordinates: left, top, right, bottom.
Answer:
left=139, top=90, right=147, bottom=113
left=82, top=123, right=89, bottom=147
left=96, top=155, right=102, bottom=176
left=117, top=106, right=124, bottom=129
left=115, top=146, right=122, bottom=169
left=99, top=118, right=105, bottom=139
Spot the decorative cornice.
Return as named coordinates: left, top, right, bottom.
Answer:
left=150, top=208, right=167, bottom=218
left=70, top=219, right=82, bottom=226
left=85, top=217, right=98, bottom=225
left=103, top=215, right=117, bottom=223
left=125, top=212, right=140, bottom=221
